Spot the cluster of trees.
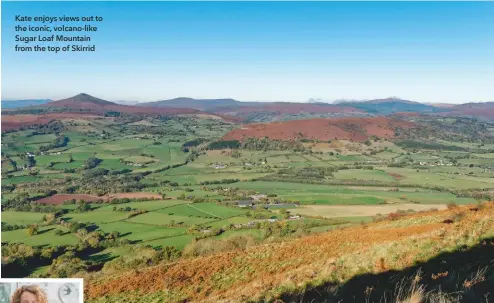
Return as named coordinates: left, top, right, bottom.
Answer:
left=104, top=111, right=121, bottom=117
left=182, top=138, right=207, bottom=152
left=208, top=140, right=241, bottom=150
left=112, top=207, right=147, bottom=218
left=3, top=198, right=60, bottom=214
left=101, top=245, right=181, bottom=274
left=82, top=167, right=109, bottom=178
left=1, top=222, right=27, bottom=231
left=38, top=134, right=69, bottom=152
left=107, top=197, right=162, bottom=204
left=185, top=150, right=199, bottom=162
left=75, top=173, right=148, bottom=195
left=150, top=161, right=188, bottom=174
left=277, top=166, right=336, bottom=179
left=453, top=190, right=494, bottom=201
left=186, top=225, right=223, bottom=240
left=242, top=138, right=306, bottom=152
left=18, top=153, right=36, bottom=168
left=199, top=179, right=240, bottom=185
left=395, top=140, right=468, bottom=152
left=84, top=157, right=102, bottom=169
left=73, top=201, right=91, bottom=213
left=47, top=251, right=89, bottom=278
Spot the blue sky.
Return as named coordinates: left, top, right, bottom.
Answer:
left=2, top=1, right=494, bottom=103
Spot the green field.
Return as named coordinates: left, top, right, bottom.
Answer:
left=2, top=226, right=79, bottom=247
left=97, top=221, right=187, bottom=242
left=62, top=211, right=130, bottom=224
left=2, top=211, right=46, bottom=225
left=126, top=212, right=215, bottom=226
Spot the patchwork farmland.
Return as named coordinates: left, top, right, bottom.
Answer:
left=1, top=95, right=494, bottom=303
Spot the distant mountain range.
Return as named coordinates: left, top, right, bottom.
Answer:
left=4, top=94, right=494, bottom=121
left=1, top=99, right=52, bottom=109
left=39, top=93, right=203, bottom=116
left=334, top=98, right=442, bottom=115
left=141, top=97, right=240, bottom=111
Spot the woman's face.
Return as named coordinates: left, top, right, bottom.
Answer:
left=20, top=291, right=38, bottom=303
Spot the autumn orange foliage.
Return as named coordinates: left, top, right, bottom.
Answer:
left=85, top=203, right=494, bottom=303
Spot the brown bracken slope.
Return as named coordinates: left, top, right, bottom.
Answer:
left=85, top=203, right=494, bottom=303
left=222, top=116, right=415, bottom=142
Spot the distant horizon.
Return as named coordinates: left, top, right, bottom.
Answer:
left=1, top=94, right=493, bottom=105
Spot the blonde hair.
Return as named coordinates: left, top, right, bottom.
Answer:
left=11, top=285, right=48, bottom=303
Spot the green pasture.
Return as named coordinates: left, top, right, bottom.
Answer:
left=383, top=167, right=494, bottom=189
left=1, top=226, right=79, bottom=247
left=214, top=229, right=262, bottom=240
left=62, top=211, right=130, bottom=224
left=1, top=211, right=46, bottom=225
left=53, top=160, right=84, bottom=169
left=200, top=216, right=253, bottom=229
left=97, top=221, right=186, bottom=242
left=189, top=202, right=247, bottom=218
left=334, top=169, right=396, bottom=182
left=156, top=204, right=215, bottom=218
left=224, top=181, right=476, bottom=205
left=98, top=139, right=154, bottom=151
left=125, top=212, right=215, bottom=226
left=96, top=200, right=188, bottom=211
left=23, top=134, right=57, bottom=144
left=143, top=234, right=196, bottom=250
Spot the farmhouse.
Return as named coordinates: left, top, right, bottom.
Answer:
left=237, top=200, right=254, bottom=208
left=250, top=194, right=267, bottom=201
left=212, top=163, right=226, bottom=169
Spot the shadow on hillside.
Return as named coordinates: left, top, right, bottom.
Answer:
left=278, top=238, right=494, bottom=303
left=36, top=227, right=55, bottom=235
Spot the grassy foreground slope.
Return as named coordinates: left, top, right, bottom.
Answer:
left=85, top=203, right=494, bottom=303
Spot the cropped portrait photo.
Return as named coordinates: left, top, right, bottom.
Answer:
left=0, top=279, right=82, bottom=303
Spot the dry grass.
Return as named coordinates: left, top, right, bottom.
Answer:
left=85, top=203, right=494, bottom=303
left=292, top=204, right=447, bottom=218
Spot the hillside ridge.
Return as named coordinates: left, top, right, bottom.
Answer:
left=85, top=203, right=494, bottom=303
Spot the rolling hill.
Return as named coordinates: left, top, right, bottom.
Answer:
left=141, top=97, right=240, bottom=111
left=212, top=102, right=365, bottom=118
left=42, top=93, right=205, bottom=115
left=1, top=94, right=223, bottom=131
left=336, top=98, right=441, bottom=115
left=139, top=98, right=365, bottom=122
left=444, top=102, right=494, bottom=120
left=222, top=116, right=415, bottom=142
